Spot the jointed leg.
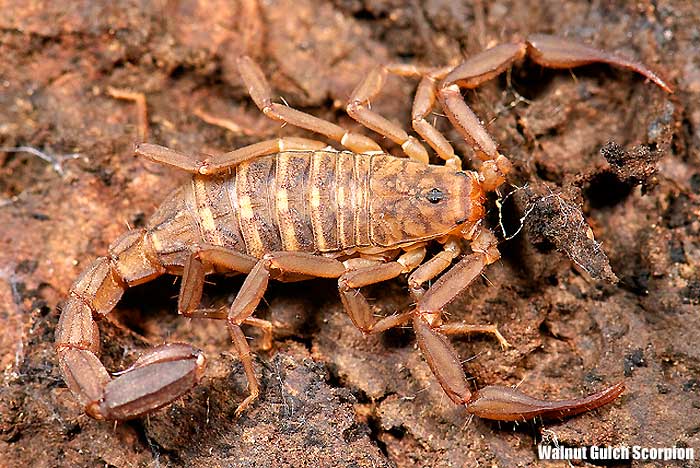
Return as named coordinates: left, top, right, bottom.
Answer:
left=177, top=245, right=259, bottom=315
left=223, top=252, right=345, bottom=415
left=107, top=87, right=149, bottom=141
left=339, top=261, right=405, bottom=333
left=180, top=308, right=273, bottom=351
left=438, top=322, right=510, bottom=349
left=177, top=247, right=345, bottom=415
left=237, top=56, right=383, bottom=154
left=134, top=137, right=327, bottom=175
left=408, top=238, right=461, bottom=300
left=411, top=71, right=463, bottom=169
left=339, top=246, right=426, bottom=334
left=346, top=66, right=430, bottom=163
left=350, top=61, right=510, bottom=187
left=348, top=63, right=465, bottom=168
left=407, top=237, right=509, bottom=352
left=177, top=245, right=274, bottom=349
left=175, top=245, right=293, bottom=415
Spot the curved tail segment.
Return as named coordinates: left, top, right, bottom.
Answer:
left=465, top=382, right=626, bottom=422
left=55, top=229, right=207, bottom=420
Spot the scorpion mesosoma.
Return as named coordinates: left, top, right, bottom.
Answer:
left=56, top=35, right=671, bottom=422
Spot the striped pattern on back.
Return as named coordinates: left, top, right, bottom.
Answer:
left=185, top=151, right=374, bottom=258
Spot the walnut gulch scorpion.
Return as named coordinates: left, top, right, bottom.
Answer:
left=56, top=35, right=671, bottom=422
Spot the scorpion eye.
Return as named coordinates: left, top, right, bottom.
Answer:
left=426, top=188, right=444, bottom=204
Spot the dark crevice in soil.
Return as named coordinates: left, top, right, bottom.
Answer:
left=584, top=170, right=633, bottom=209
left=129, top=419, right=181, bottom=466
left=301, top=353, right=397, bottom=457
left=365, top=414, right=395, bottom=458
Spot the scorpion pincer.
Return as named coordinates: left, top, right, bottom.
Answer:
left=56, top=35, right=671, bottom=422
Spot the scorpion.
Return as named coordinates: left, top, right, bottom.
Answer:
left=56, top=35, right=672, bottom=422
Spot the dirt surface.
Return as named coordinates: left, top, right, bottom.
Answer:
left=1, top=1, right=699, bottom=467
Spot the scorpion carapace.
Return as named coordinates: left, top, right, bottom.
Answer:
left=56, top=35, right=671, bottom=422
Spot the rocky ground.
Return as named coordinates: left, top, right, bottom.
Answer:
left=0, top=1, right=698, bottom=467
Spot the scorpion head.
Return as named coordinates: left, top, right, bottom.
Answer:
left=369, top=156, right=485, bottom=247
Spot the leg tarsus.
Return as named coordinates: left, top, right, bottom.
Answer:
left=230, top=324, right=260, bottom=417
left=438, top=322, right=511, bottom=349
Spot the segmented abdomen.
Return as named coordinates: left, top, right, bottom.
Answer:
left=179, top=151, right=373, bottom=258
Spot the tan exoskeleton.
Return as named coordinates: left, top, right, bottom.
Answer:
left=56, top=35, right=671, bottom=421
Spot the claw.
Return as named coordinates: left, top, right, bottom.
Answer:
left=86, top=343, right=207, bottom=421
left=465, top=381, right=625, bottom=422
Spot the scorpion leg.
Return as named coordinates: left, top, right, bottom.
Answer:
left=339, top=262, right=405, bottom=333
left=375, top=63, right=464, bottom=168
left=203, top=137, right=326, bottom=174
left=178, top=246, right=274, bottom=350
left=178, top=245, right=258, bottom=314
left=134, top=137, right=326, bottom=175
left=107, top=87, right=149, bottom=141
left=406, top=239, right=509, bottom=348
left=346, top=66, right=430, bottom=163
left=223, top=252, right=345, bottom=416
left=410, top=71, right=463, bottom=169
left=348, top=63, right=468, bottom=168
left=237, top=56, right=383, bottom=154
left=339, top=247, right=426, bottom=334
left=438, top=322, right=510, bottom=349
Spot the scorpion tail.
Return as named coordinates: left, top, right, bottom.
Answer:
left=55, top=229, right=207, bottom=420
left=465, top=381, right=625, bottom=422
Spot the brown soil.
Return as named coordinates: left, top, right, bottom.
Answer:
left=1, top=1, right=698, bottom=467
